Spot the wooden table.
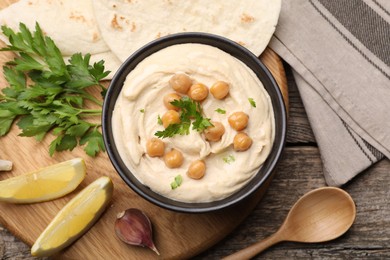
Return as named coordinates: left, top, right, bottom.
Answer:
left=1, top=64, right=389, bottom=259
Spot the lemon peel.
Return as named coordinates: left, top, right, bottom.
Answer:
left=31, top=176, right=114, bottom=257
left=0, top=158, right=86, bottom=203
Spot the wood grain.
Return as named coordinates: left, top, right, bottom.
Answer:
left=200, top=147, right=390, bottom=259
left=223, top=186, right=356, bottom=260
left=2, top=65, right=390, bottom=259
left=0, top=1, right=288, bottom=258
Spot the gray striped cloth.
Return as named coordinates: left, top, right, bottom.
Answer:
left=269, top=0, right=390, bottom=186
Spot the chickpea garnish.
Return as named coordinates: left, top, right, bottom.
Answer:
left=228, top=111, right=249, bottom=131
left=233, top=132, right=252, bottom=151
left=163, top=93, right=181, bottom=111
left=204, top=121, right=225, bottom=142
left=187, top=83, right=209, bottom=101
left=162, top=110, right=180, bottom=128
left=164, top=149, right=184, bottom=168
left=169, top=73, right=192, bottom=94
left=210, top=81, right=230, bottom=99
left=146, top=138, right=165, bottom=157
left=187, top=160, right=206, bottom=179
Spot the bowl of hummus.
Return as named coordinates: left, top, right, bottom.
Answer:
left=102, top=33, right=286, bottom=213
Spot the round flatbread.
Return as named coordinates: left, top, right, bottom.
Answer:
left=92, top=0, right=281, bottom=61
left=0, top=0, right=121, bottom=78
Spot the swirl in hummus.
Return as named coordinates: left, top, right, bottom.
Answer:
left=112, top=43, right=275, bottom=203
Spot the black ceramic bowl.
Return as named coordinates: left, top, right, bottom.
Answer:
left=102, top=33, right=287, bottom=213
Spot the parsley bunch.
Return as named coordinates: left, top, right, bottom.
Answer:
left=155, top=96, right=213, bottom=138
left=0, top=23, right=109, bottom=156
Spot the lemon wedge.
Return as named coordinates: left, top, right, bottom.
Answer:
left=31, top=176, right=114, bottom=257
left=0, top=158, right=86, bottom=203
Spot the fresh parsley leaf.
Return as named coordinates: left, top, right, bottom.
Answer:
left=155, top=122, right=190, bottom=138
left=3, top=66, right=26, bottom=93
left=170, top=96, right=197, bottom=115
left=66, top=122, right=91, bottom=137
left=0, top=117, right=15, bottom=136
left=0, top=100, right=28, bottom=136
left=171, top=175, right=183, bottom=189
left=66, top=53, right=108, bottom=96
left=215, top=108, right=226, bottom=114
left=89, top=60, right=111, bottom=82
left=16, top=114, right=52, bottom=139
left=248, top=98, right=256, bottom=108
left=155, top=96, right=212, bottom=138
left=0, top=22, right=109, bottom=156
left=223, top=155, right=235, bottom=164
left=80, top=128, right=106, bottom=157
left=157, top=115, right=162, bottom=125
left=192, top=115, right=213, bottom=132
left=49, top=135, right=64, bottom=156
left=54, top=134, right=78, bottom=152
left=67, top=53, right=98, bottom=88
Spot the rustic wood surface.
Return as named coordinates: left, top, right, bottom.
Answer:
left=0, top=1, right=291, bottom=258
left=0, top=3, right=294, bottom=259
left=2, top=62, right=389, bottom=259
left=1, top=0, right=389, bottom=258
left=0, top=49, right=285, bottom=260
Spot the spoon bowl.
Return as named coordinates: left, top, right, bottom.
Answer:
left=282, top=187, right=356, bottom=243
left=224, top=187, right=356, bottom=259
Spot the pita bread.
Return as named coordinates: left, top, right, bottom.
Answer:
left=0, top=0, right=121, bottom=78
left=92, top=0, right=281, bottom=62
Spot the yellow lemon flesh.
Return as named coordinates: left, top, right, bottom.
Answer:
left=0, top=158, right=86, bottom=203
left=31, top=176, right=113, bottom=257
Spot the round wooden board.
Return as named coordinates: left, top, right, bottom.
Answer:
left=0, top=2, right=288, bottom=259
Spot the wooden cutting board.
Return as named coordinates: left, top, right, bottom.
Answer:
left=0, top=1, right=288, bottom=259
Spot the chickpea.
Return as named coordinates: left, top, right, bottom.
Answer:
left=210, top=81, right=230, bottom=99
left=164, top=149, right=184, bottom=168
left=187, top=83, right=209, bottom=101
left=228, top=111, right=249, bottom=131
left=204, top=121, right=225, bottom=142
left=187, top=160, right=206, bottom=179
left=233, top=132, right=253, bottom=151
left=162, top=110, right=180, bottom=128
left=146, top=138, right=165, bottom=157
left=169, top=73, right=192, bottom=94
left=163, top=93, right=181, bottom=110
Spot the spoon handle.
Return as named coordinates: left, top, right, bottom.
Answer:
left=222, top=231, right=283, bottom=260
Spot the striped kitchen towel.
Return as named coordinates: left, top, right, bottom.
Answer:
left=269, top=0, right=390, bottom=186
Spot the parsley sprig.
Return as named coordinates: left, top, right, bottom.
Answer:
left=155, top=96, right=213, bottom=138
left=0, top=23, right=109, bottom=156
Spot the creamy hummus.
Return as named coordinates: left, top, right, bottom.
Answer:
left=112, top=43, right=275, bottom=203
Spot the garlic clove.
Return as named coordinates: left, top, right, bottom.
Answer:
left=115, top=208, right=160, bottom=255
left=0, top=159, right=12, bottom=171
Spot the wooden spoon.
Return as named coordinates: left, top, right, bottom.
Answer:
left=223, top=187, right=356, bottom=260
